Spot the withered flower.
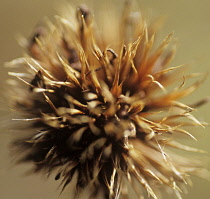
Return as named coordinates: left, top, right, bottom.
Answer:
left=8, top=2, right=209, bottom=199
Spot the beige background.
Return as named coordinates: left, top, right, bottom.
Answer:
left=0, top=0, right=210, bottom=198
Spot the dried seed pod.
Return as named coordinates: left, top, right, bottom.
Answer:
left=8, top=2, right=209, bottom=199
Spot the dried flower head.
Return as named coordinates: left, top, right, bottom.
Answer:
left=8, top=1, right=209, bottom=199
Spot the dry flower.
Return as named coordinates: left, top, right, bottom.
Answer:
left=7, top=1, right=209, bottom=199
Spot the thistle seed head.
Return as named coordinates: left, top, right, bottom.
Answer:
left=8, top=2, right=209, bottom=199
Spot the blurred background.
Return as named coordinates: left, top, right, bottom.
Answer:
left=0, top=0, right=210, bottom=198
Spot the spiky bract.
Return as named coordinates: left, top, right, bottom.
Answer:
left=8, top=2, right=209, bottom=199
